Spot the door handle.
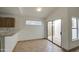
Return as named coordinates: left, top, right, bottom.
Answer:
left=60, top=32, right=62, bottom=35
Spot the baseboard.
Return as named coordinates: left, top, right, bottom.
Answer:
left=18, top=38, right=46, bottom=42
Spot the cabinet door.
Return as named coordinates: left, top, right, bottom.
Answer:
left=4, top=18, right=15, bottom=27
left=0, top=17, right=3, bottom=27
left=0, top=39, right=1, bottom=52
left=0, top=17, right=15, bottom=27
left=0, top=37, right=5, bottom=52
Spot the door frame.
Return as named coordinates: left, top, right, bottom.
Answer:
left=47, top=20, right=53, bottom=42
left=52, top=19, right=62, bottom=47
left=47, top=19, right=62, bottom=47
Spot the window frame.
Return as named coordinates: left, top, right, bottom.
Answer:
left=26, top=20, right=42, bottom=26
left=72, top=17, right=79, bottom=41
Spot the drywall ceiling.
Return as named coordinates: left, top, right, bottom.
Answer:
left=0, top=7, right=57, bottom=19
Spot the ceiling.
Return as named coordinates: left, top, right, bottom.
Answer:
left=0, top=7, right=57, bottom=19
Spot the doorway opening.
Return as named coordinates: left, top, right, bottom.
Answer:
left=48, top=21, right=53, bottom=41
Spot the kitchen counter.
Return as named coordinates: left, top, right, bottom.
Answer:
left=0, top=31, right=16, bottom=36
left=0, top=28, right=16, bottom=36
left=0, top=28, right=16, bottom=52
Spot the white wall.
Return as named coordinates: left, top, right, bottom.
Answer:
left=67, top=8, right=79, bottom=49
left=46, top=7, right=70, bottom=50
left=18, top=19, right=44, bottom=41
left=14, top=16, right=45, bottom=41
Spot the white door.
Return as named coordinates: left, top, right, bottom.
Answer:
left=53, top=19, right=61, bottom=46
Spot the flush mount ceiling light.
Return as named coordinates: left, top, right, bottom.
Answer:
left=36, top=7, right=42, bottom=12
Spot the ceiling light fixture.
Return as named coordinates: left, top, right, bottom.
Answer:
left=36, top=7, right=42, bottom=12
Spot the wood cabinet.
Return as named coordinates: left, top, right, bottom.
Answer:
left=0, top=17, right=15, bottom=27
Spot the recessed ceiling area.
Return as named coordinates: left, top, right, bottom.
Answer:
left=0, top=7, right=58, bottom=19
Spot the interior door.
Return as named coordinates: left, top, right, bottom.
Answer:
left=53, top=19, right=62, bottom=46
